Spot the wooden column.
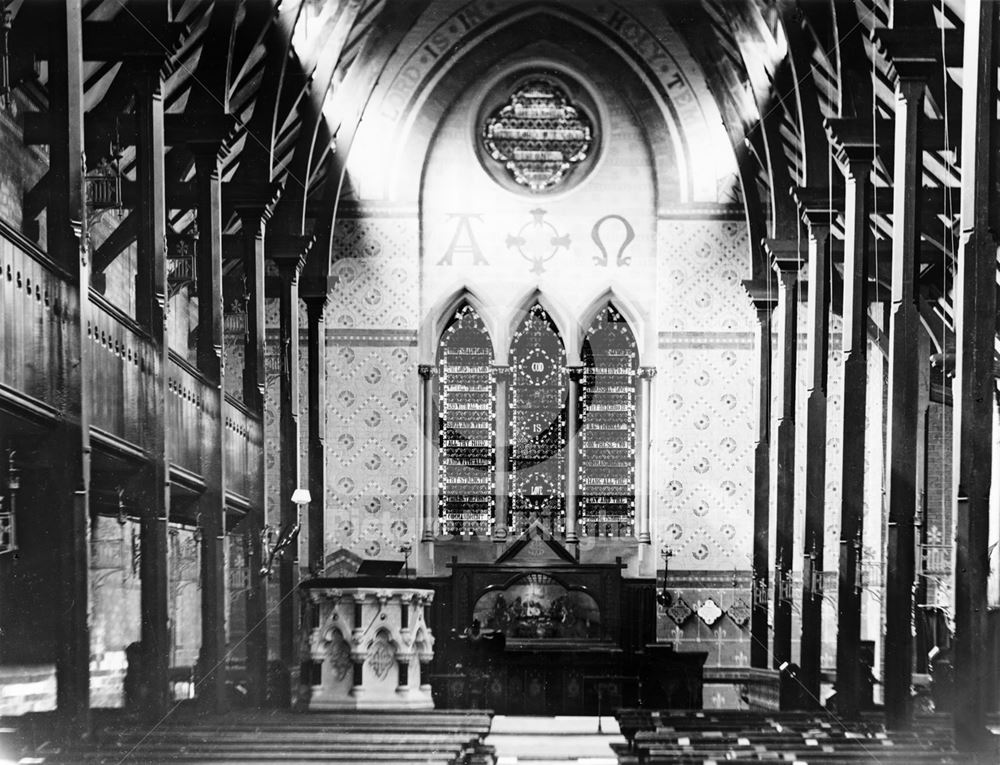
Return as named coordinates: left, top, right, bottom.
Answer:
left=883, top=64, right=927, bottom=731
left=952, top=0, right=999, bottom=748
left=303, top=291, right=328, bottom=574
left=239, top=210, right=267, bottom=413
left=493, top=366, right=511, bottom=538
left=564, top=366, right=582, bottom=542
left=798, top=209, right=832, bottom=706
left=191, top=141, right=226, bottom=713
left=133, top=59, right=171, bottom=720
left=766, top=241, right=801, bottom=670
left=825, top=125, right=874, bottom=720
left=235, top=206, right=269, bottom=706
left=272, top=238, right=310, bottom=692
left=746, top=285, right=776, bottom=669
left=636, top=366, right=656, bottom=544
left=419, top=365, right=437, bottom=540
left=47, top=0, right=91, bottom=734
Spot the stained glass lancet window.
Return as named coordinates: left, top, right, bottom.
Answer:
left=437, top=305, right=496, bottom=536
left=508, top=304, right=567, bottom=535
left=579, top=306, right=638, bottom=537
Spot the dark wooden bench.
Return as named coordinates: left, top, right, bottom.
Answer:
left=26, top=709, right=496, bottom=765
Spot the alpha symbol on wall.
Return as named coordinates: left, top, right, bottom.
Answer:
left=438, top=213, right=488, bottom=266
left=505, top=208, right=570, bottom=275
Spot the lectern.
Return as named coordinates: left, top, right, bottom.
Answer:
left=299, top=573, right=436, bottom=710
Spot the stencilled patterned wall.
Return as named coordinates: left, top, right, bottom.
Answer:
left=653, top=217, right=756, bottom=569
left=325, top=216, right=421, bottom=562
left=90, top=516, right=141, bottom=708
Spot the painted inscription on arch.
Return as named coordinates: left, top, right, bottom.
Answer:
left=378, top=0, right=705, bottom=137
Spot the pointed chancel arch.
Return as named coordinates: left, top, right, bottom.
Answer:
left=579, top=305, right=640, bottom=538
left=508, top=304, right=568, bottom=536
left=436, top=304, right=497, bottom=537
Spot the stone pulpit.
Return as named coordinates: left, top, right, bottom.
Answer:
left=299, top=577, right=436, bottom=710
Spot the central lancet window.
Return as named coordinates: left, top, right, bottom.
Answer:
left=509, top=304, right=567, bottom=534
left=435, top=301, right=639, bottom=539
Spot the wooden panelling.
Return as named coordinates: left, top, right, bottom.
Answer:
left=167, top=352, right=215, bottom=478
left=223, top=395, right=261, bottom=502
left=87, top=291, right=156, bottom=447
left=0, top=224, right=76, bottom=413
left=3, top=226, right=264, bottom=522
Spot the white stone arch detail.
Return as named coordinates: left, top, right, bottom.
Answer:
left=577, top=287, right=650, bottom=366
left=365, top=628, right=400, bottom=680
left=504, top=287, right=578, bottom=366
left=420, top=285, right=501, bottom=365
left=321, top=617, right=353, bottom=648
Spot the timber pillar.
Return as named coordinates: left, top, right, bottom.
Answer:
left=233, top=195, right=276, bottom=707
left=951, top=0, right=1000, bottom=749
left=270, top=233, right=314, bottom=701
left=46, top=0, right=91, bottom=735
left=190, top=134, right=228, bottom=713
left=794, top=192, right=835, bottom=707
left=875, top=34, right=932, bottom=729
left=825, top=119, right=877, bottom=721
left=302, top=286, right=329, bottom=575
left=132, top=54, right=171, bottom=722
left=744, top=281, right=776, bottom=670
left=764, top=240, right=802, bottom=673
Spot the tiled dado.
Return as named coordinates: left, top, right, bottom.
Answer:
left=654, top=570, right=753, bottom=667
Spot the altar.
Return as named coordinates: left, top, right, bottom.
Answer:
left=428, top=534, right=705, bottom=714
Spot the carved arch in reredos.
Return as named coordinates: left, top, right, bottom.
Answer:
left=471, top=571, right=602, bottom=641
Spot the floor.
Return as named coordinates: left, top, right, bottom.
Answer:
left=487, top=715, right=624, bottom=765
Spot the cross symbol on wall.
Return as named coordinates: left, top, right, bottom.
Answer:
left=505, top=208, right=571, bottom=274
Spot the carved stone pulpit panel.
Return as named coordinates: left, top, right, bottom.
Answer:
left=300, top=579, right=436, bottom=710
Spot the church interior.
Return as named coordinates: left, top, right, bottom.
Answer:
left=1, top=0, right=1000, bottom=762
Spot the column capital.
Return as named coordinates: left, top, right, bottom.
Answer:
left=763, top=239, right=802, bottom=280
left=743, top=279, right=778, bottom=314
left=188, top=137, right=226, bottom=169
left=824, top=119, right=882, bottom=175
left=791, top=186, right=838, bottom=236
left=268, top=233, right=315, bottom=280
left=301, top=276, right=335, bottom=303
left=752, top=296, right=778, bottom=315
left=230, top=181, right=284, bottom=228
left=871, top=29, right=945, bottom=86
left=638, top=366, right=657, bottom=380
left=172, top=112, right=238, bottom=152
left=418, top=364, right=437, bottom=380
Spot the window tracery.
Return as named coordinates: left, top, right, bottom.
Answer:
left=508, top=304, right=567, bottom=535
left=579, top=306, right=637, bottom=537
left=437, top=305, right=496, bottom=536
